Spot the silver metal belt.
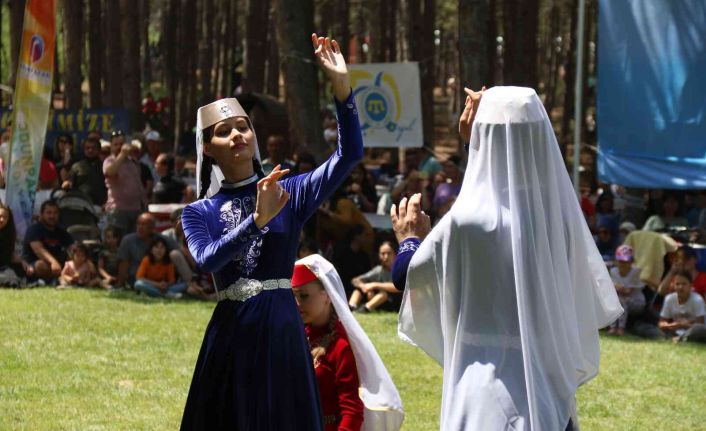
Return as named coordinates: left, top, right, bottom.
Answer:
left=216, top=277, right=291, bottom=302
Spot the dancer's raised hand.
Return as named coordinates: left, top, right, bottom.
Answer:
left=254, top=165, right=290, bottom=228
left=459, top=86, right=486, bottom=145
left=312, top=33, right=351, bottom=102
left=390, top=193, right=431, bottom=243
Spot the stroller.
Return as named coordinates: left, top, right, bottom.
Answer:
left=50, top=189, right=102, bottom=243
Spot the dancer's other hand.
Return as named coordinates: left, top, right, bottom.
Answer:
left=312, top=33, right=351, bottom=102
left=459, top=86, right=486, bottom=145
left=390, top=193, right=431, bottom=243
left=254, top=165, right=290, bottom=229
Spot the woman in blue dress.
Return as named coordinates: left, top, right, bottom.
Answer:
left=180, top=34, right=363, bottom=430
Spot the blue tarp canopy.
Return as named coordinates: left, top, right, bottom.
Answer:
left=597, top=0, right=706, bottom=189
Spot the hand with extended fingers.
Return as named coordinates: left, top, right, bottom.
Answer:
left=312, top=33, right=351, bottom=102
left=254, top=165, right=290, bottom=229
left=459, top=86, right=486, bottom=145
left=390, top=193, right=432, bottom=243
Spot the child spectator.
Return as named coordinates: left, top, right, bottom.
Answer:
left=657, top=246, right=706, bottom=298
left=133, top=237, right=186, bottom=299
left=607, top=245, right=645, bottom=335
left=348, top=241, right=400, bottom=313
left=659, top=270, right=706, bottom=343
left=58, top=242, right=101, bottom=289
left=98, top=226, right=122, bottom=289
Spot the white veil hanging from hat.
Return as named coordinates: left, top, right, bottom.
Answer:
left=296, top=254, right=405, bottom=431
left=195, top=98, right=263, bottom=198
left=398, top=87, right=622, bottom=430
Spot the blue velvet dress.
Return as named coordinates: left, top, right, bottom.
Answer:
left=180, top=94, right=363, bottom=431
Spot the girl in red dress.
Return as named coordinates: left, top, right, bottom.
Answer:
left=292, top=255, right=404, bottom=431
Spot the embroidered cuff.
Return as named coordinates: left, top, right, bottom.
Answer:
left=226, top=214, right=268, bottom=244
left=398, top=238, right=421, bottom=254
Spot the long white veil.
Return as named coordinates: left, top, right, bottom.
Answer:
left=398, top=87, right=622, bottom=430
left=296, top=254, right=405, bottom=431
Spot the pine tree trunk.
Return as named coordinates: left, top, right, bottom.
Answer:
left=163, top=0, right=178, bottom=130
left=335, top=0, right=350, bottom=59
left=459, top=0, right=491, bottom=91
left=561, top=0, right=578, bottom=153
left=62, top=0, right=84, bottom=109
left=504, top=0, right=539, bottom=88
left=266, top=5, right=280, bottom=97
left=244, top=0, right=269, bottom=93
left=121, top=0, right=141, bottom=124
left=87, top=0, right=103, bottom=107
left=275, top=0, right=326, bottom=156
left=406, top=0, right=435, bottom=144
left=9, top=0, right=26, bottom=89
left=105, top=0, right=123, bottom=107
left=140, top=0, right=150, bottom=86
left=199, top=0, right=214, bottom=105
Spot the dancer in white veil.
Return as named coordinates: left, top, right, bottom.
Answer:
left=293, top=254, right=405, bottom=431
left=390, top=86, right=622, bottom=430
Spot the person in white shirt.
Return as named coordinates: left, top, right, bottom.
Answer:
left=659, top=269, right=706, bottom=343
left=608, top=245, right=645, bottom=335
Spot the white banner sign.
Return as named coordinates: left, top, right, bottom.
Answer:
left=349, top=62, right=423, bottom=148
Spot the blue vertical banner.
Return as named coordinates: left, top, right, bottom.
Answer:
left=597, top=0, right=706, bottom=188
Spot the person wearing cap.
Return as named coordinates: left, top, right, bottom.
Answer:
left=141, top=130, right=163, bottom=183
left=292, top=255, right=404, bottom=431
left=607, top=245, right=645, bottom=335
left=179, top=35, right=363, bottom=430
left=390, top=87, right=622, bottom=430
left=103, top=130, right=147, bottom=234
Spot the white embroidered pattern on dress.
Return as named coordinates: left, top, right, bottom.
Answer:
left=219, top=196, right=268, bottom=275
left=398, top=240, right=420, bottom=254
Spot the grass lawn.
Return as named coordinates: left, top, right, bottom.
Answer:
left=0, top=289, right=705, bottom=430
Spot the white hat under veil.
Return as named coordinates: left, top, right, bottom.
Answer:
left=398, top=87, right=622, bottom=430
left=195, top=98, right=263, bottom=198
left=296, top=254, right=405, bottom=431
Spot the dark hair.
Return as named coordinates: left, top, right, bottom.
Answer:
left=198, top=125, right=264, bottom=199
left=71, top=241, right=90, bottom=258
left=345, top=224, right=366, bottom=242
left=170, top=207, right=184, bottom=223
left=596, top=190, right=614, bottom=214
left=0, top=205, right=17, bottom=265
left=103, top=225, right=123, bottom=243
left=677, top=246, right=697, bottom=261
left=83, top=137, right=100, bottom=150
left=673, top=269, right=693, bottom=283
left=54, top=133, right=74, bottom=160
left=294, top=151, right=316, bottom=174
left=379, top=240, right=397, bottom=252
left=298, top=237, right=319, bottom=256
left=40, top=200, right=60, bottom=214
left=147, top=236, right=171, bottom=264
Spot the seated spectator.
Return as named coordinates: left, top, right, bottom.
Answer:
left=349, top=241, right=400, bottom=313
left=657, top=246, right=706, bottom=298
left=390, top=170, right=432, bottom=213
left=298, top=236, right=320, bottom=259
left=53, top=133, right=77, bottom=183
left=345, top=163, right=378, bottom=213
left=63, top=137, right=107, bottom=206
left=658, top=270, right=706, bottom=343
left=261, top=135, right=294, bottom=175
left=116, top=213, right=181, bottom=287
left=98, top=225, right=123, bottom=289
left=0, top=204, right=31, bottom=286
left=595, top=220, right=618, bottom=262
left=330, top=225, right=372, bottom=296
left=152, top=153, right=188, bottom=203
left=22, top=201, right=74, bottom=283
left=39, top=147, right=59, bottom=191
left=134, top=237, right=187, bottom=299
left=642, top=193, right=689, bottom=231
left=167, top=208, right=214, bottom=300
left=293, top=151, right=316, bottom=175
left=596, top=190, right=620, bottom=238
left=607, top=245, right=645, bottom=335
left=58, top=242, right=102, bottom=289
left=318, top=188, right=374, bottom=263
left=433, top=156, right=463, bottom=218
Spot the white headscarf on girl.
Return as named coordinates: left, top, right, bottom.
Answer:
left=195, top=98, right=263, bottom=198
left=296, top=254, right=405, bottom=431
left=398, top=86, right=622, bottom=430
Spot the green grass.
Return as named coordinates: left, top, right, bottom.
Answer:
left=0, top=289, right=704, bottom=430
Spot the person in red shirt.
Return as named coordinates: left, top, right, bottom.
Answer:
left=292, top=261, right=364, bottom=431
left=658, top=246, right=706, bottom=299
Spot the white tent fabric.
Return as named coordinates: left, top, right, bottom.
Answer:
left=398, top=86, right=622, bottom=430
left=297, top=254, right=405, bottom=431
left=195, top=98, right=262, bottom=198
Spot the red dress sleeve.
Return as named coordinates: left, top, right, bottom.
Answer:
left=332, top=338, right=364, bottom=431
